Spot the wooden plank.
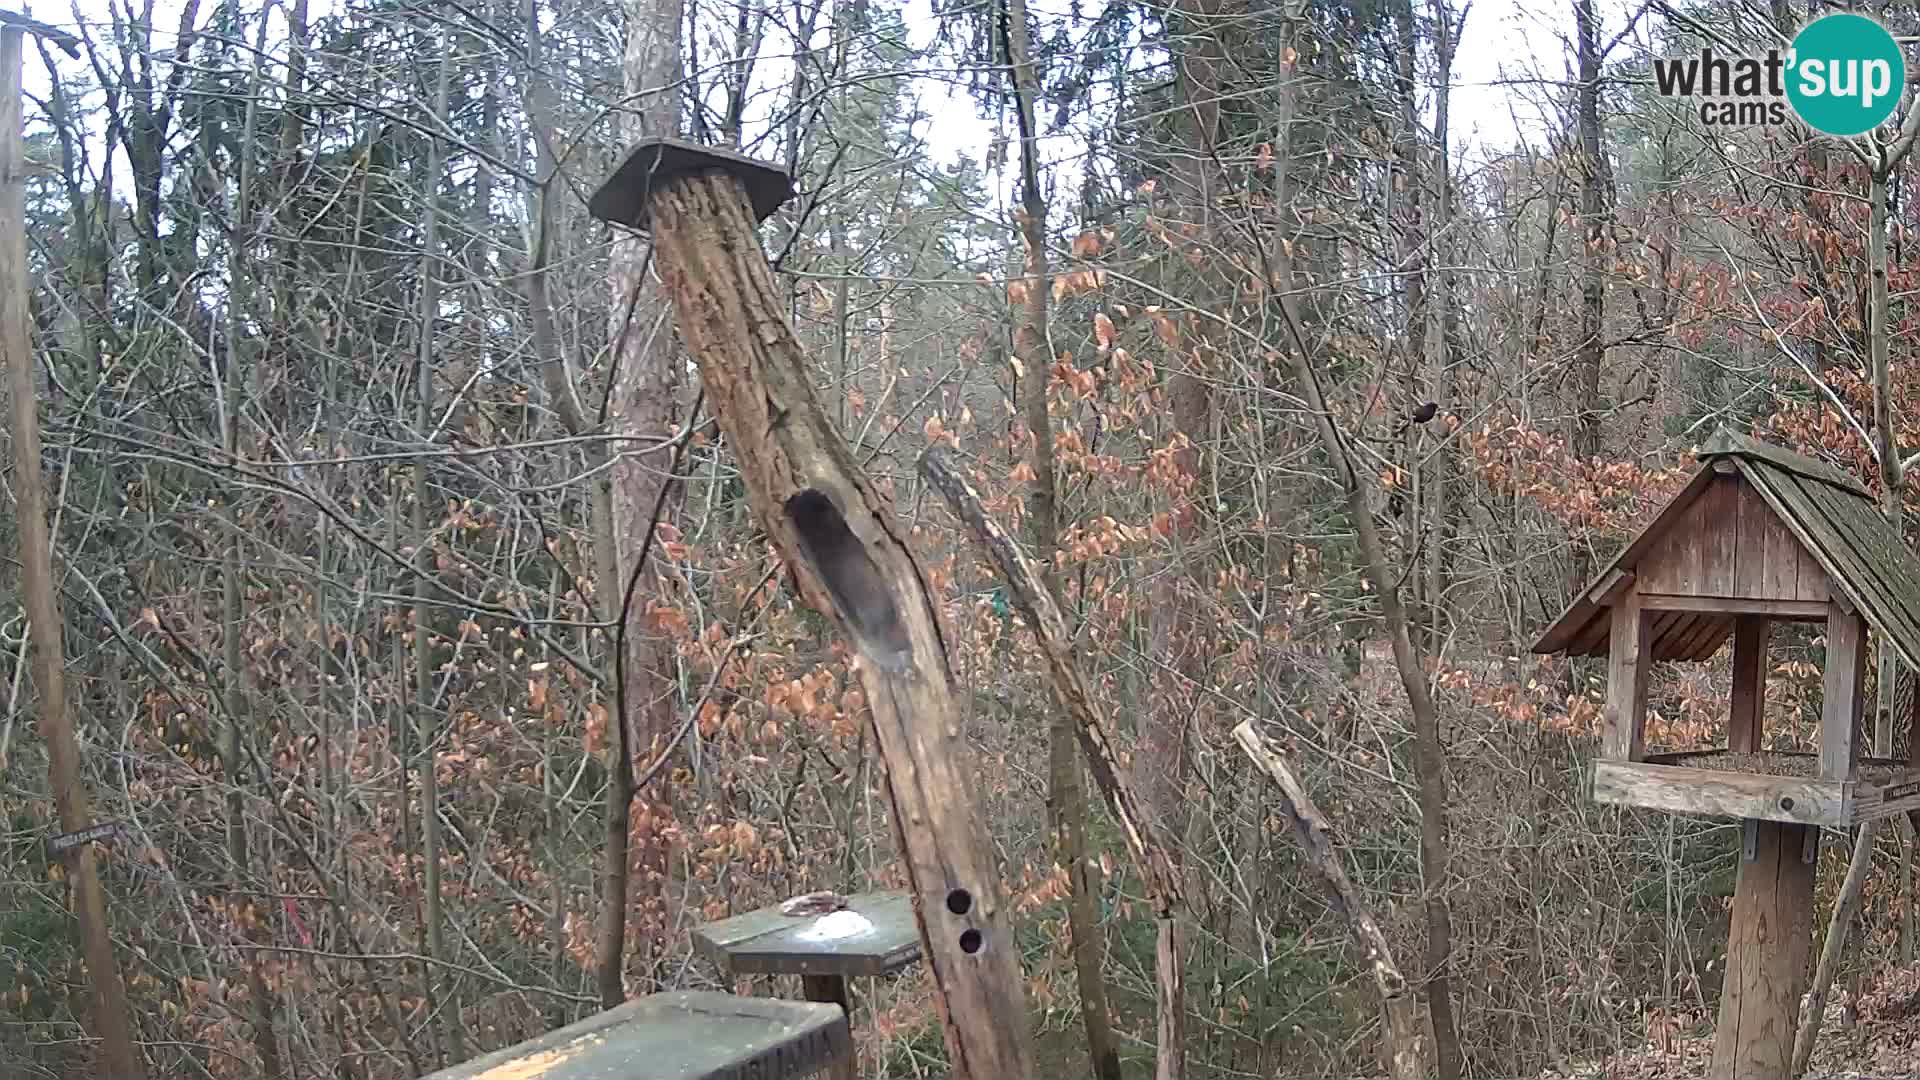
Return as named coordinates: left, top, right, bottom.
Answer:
left=1730, top=617, right=1769, bottom=753
left=1799, top=478, right=1920, bottom=670
left=1710, top=821, right=1817, bottom=1080
left=1587, top=568, right=1635, bottom=606
left=1675, top=491, right=1709, bottom=594
left=1605, top=590, right=1650, bottom=761
left=1822, top=606, right=1867, bottom=780
left=1652, top=611, right=1698, bottom=662
left=1571, top=612, right=1612, bottom=657
left=1745, top=467, right=1869, bottom=619
left=1591, top=760, right=1850, bottom=827
left=693, top=891, right=923, bottom=978
left=1534, top=465, right=1719, bottom=654
left=801, top=977, right=856, bottom=1080
left=1780, top=474, right=1920, bottom=671
left=1700, top=476, right=1738, bottom=596
left=1638, top=494, right=1708, bottom=596
left=1692, top=624, right=1736, bottom=662
left=420, top=991, right=851, bottom=1080
left=1679, top=615, right=1732, bottom=662
left=1793, top=525, right=1831, bottom=603
left=1734, top=477, right=1775, bottom=599
left=1637, top=595, right=1828, bottom=618
left=1759, top=490, right=1808, bottom=601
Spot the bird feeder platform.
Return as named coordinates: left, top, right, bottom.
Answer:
left=419, top=990, right=850, bottom=1080
left=1532, top=428, right=1920, bottom=1080
left=1594, top=750, right=1920, bottom=828
left=694, top=891, right=921, bottom=1080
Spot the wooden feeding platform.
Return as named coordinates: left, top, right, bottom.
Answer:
left=1532, top=428, right=1920, bottom=1080
left=419, top=990, right=851, bottom=1080
left=693, top=890, right=921, bottom=980
left=1594, top=750, right=1920, bottom=828
left=692, top=891, right=921, bottom=1080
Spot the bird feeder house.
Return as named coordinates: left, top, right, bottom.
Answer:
left=1532, top=427, right=1920, bottom=1080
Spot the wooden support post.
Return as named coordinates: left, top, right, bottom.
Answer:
left=589, top=139, right=1034, bottom=1079
left=1821, top=606, right=1867, bottom=780
left=1711, top=820, right=1816, bottom=1080
left=1730, top=617, right=1769, bottom=754
left=1604, top=589, right=1650, bottom=761
left=1, top=26, right=147, bottom=1080
left=801, top=975, right=856, bottom=1080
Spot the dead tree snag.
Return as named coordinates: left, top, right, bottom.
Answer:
left=589, top=138, right=1036, bottom=1080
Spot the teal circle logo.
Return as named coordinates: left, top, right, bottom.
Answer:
left=1786, top=13, right=1905, bottom=137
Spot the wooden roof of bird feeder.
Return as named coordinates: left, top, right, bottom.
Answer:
left=588, top=137, right=795, bottom=230
left=1532, top=427, right=1920, bottom=829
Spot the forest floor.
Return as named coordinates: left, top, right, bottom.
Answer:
left=1557, top=962, right=1920, bottom=1079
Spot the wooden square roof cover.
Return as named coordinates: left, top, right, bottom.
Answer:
left=588, top=137, right=795, bottom=230
left=1531, top=428, right=1920, bottom=670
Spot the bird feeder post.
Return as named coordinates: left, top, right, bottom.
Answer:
left=589, top=139, right=1036, bottom=1079
left=1712, top=820, right=1816, bottom=1080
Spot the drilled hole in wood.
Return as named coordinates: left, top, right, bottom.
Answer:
left=946, top=889, right=972, bottom=916
left=959, top=928, right=983, bottom=955
left=1780, top=796, right=1795, bottom=811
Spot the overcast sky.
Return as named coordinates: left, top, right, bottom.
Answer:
left=18, top=0, right=1614, bottom=211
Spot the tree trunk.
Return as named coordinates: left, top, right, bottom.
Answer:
left=1570, top=0, right=1608, bottom=603
left=219, top=14, right=283, bottom=1075
left=412, top=27, right=462, bottom=1063
left=1795, top=149, right=1919, bottom=1075
left=0, top=26, right=147, bottom=1080
left=1265, top=244, right=1457, bottom=1080
left=998, top=0, right=1120, bottom=1076
left=1794, top=821, right=1874, bottom=1076
left=1419, top=0, right=1459, bottom=655
left=639, top=164, right=1038, bottom=1078
left=599, top=0, right=687, bottom=1005
left=1149, top=2, right=1231, bottom=1070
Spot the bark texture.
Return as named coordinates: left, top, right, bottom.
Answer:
left=647, top=168, right=1037, bottom=1080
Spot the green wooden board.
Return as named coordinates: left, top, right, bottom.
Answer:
left=419, top=990, right=849, bottom=1080
left=692, top=891, right=922, bottom=978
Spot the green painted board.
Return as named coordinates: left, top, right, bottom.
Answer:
left=692, top=891, right=922, bottom=978
left=419, top=990, right=849, bottom=1080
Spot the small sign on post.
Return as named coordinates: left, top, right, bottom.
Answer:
left=46, top=821, right=127, bottom=859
